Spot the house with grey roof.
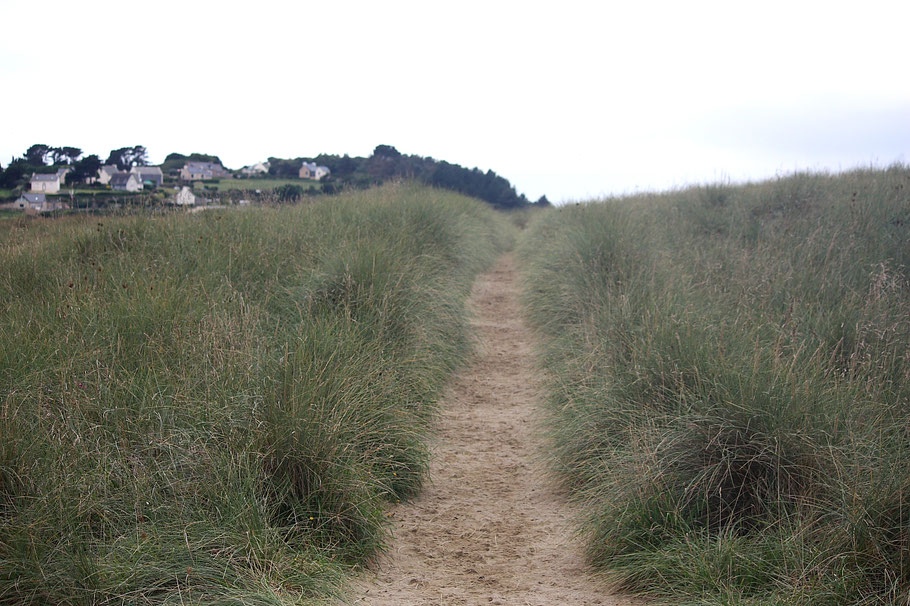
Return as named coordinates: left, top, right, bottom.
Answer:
left=299, top=162, right=330, bottom=180
left=130, top=166, right=164, bottom=187
left=110, top=173, right=143, bottom=192
left=5, top=193, right=69, bottom=214
left=56, top=167, right=72, bottom=184
left=98, top=165, right=122, bottom=185
left=12, top=193, right=46, bottom=210
left=180, top=161, right=230, bottom=181
left=30, top=173, right=61, bottom=193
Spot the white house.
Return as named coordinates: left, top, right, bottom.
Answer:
left=30, top=173, right=61, bottom=193
left=130, top=166, right=164, bottom=187
left=299, top=162, right=330, bottom=180
left=241, top=161, right=270, bottom=176
left=174, top=186, right=196, bottom=206
left=110, top=173, right=143, bottom=192
left=56, top=167, right=71, bottom=185
left=98, top=165, right=122, bottom=185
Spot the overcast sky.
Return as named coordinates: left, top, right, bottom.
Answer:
left=2, top=0, right=908, bottom=202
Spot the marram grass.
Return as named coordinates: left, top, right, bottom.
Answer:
left=0, top=182, right=512, bottom=605
left=519, top=166, right=910, bottom=605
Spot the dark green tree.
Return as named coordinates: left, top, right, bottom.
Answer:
left=373, top=144, right=401, bottom=159
left=59, top=147, right=83, bottom=164
left=67, top=154, right=102, bottom=184
left=0, top=158, right=31, bottom=188
left=106, top=145, right=148, bottom=170
left=25, top=144, right=50, bottom=166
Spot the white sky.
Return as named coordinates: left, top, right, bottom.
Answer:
left=1, top=0, right=908, bottom=202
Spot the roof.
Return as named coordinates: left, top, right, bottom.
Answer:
left=131, top=166, right=163, bottom=176
left=100, top=165, right=121, bottom=174
left=31, top=173, right=59, bottom=182
left=17, top=193, right=46, bottom=203
left=56, top=167, right=71, bottom=176
left=185, top=162, right=224, bottom=171
left=110, top=173, right=138, bottom=186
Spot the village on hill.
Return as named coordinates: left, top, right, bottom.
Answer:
left=0, top=144, right=333, bottom=215
left=0, top=144, right=547, bottom=216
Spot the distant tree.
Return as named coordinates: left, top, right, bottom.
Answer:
left=267, top=157, right=303, bottom=178
left=0, top=158, right=31, bottom=188
left=373, top=144, right=401, bottom=159
left=106, top=145, right=148, bottom=170
left=25, top=144, right=51, bottom=166
left=67, top=154, right=102, bottom=184
left=131, top=145, right=149, bottom=167
left=59, top=147, right=83, bottom=164
left=535, top=195, right=552, bottom=207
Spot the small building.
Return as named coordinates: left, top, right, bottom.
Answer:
left=98, top=165, right=122, bottom=185
left=299, top=162, right=330, bottom=180
left=130, top=166, right=164, bottom=187
left=174, top=186, right=196, bottom=206
left=241, top=161, right=270, bottom=176
left=30, top=173, right=61, bottom=193
left=56, top=167, right=72, bottom=185
left=12, top=192, right=46, bottom=211
left=180, top=161, right=230, bottom=181
left=9, top=193, right=69, bottom=214
left=110, top=173, right=143, bottom=192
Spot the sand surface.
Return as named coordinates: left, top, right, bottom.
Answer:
left=343, top=254, right=636, bottom=606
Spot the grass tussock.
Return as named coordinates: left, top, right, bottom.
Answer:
left=519, top=166, right=910, bottom=604
left=0, top=182, right=512, bottom=604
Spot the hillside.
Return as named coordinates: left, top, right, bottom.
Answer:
left=0, top=183, right=512, bottom=604
left=520, top=166, right=910, bottom=605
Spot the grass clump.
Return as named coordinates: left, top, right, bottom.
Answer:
left=0, top=182, right=511, bottom=604
left=519, top=166, right=910, bottom=604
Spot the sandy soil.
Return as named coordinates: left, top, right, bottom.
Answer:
left=343, top=254, right=635, bottom=606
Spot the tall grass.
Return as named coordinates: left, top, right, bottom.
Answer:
left=520, top=166, right=910, bottom=604
left=0, top=182, right=512, bottom=604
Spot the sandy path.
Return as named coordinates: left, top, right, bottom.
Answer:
left=344, top=254, right=634, bottom=606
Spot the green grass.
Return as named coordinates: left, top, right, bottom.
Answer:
left=0, top=182, right=513, bottom=604
left=519, top=166, right=910, bottom=605
left=204, top=178, right=322, bottom=193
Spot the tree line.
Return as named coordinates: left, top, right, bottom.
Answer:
left=0, top=144, right=149, bottom=189
left=267, top=145, right=550, bottom=208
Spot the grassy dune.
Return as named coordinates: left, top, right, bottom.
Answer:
left=520, top=167, right=910, bottom=604
left=0, top=183, right=512, bottom=604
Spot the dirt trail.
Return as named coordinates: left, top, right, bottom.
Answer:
left=345, top=254, right=634, bottom=606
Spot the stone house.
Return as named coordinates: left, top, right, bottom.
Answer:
left=180, top=162, right=230, bottom=181
left=98, top=165, right=122, bottom=185
left=110, top=173, right=143, bottom=192
left=8, top=193, right=69, bottom=214
left=130, top=166, right=164, bottom=187
left=30, top=173, right=61, bottom=193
